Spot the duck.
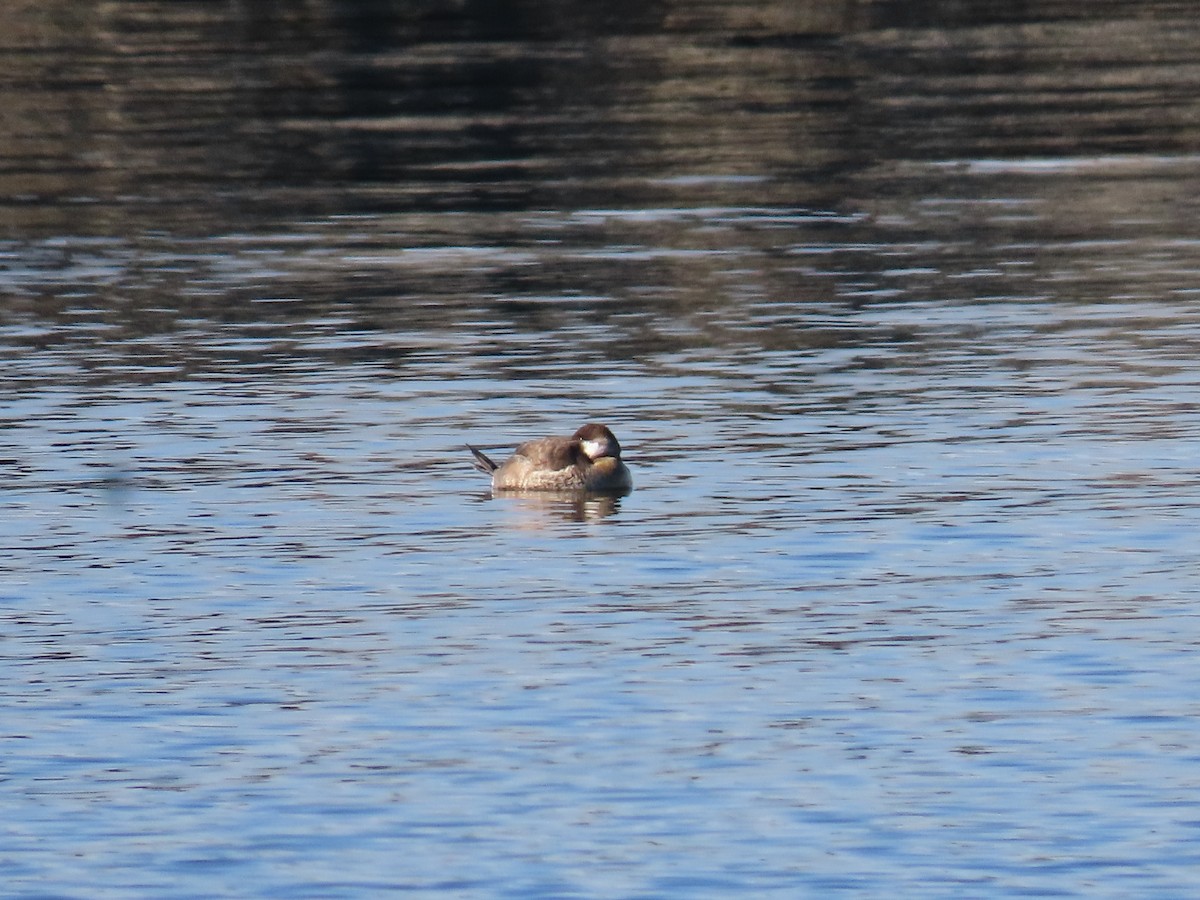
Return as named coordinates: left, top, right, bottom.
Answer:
left=468, top=423, right=633, bottom=493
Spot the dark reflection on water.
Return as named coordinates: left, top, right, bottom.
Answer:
left=5, top=1, right=1200, bottom=898
left=6, top=0, right=1200, bottom=234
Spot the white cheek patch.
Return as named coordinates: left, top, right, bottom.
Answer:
left=582, top=439, right=606, bottom=459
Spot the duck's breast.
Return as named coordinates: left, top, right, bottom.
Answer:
left=582, top=457, right=632, bottom=492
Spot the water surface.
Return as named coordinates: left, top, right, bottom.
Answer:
left=4, top=2, right=1200, bottom=897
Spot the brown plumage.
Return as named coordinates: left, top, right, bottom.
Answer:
left=468, top=423, right=633, bottom=492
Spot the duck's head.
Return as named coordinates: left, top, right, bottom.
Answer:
left=573, top=423, right=622, bottom=461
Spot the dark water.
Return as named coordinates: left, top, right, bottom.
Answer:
left=5, top=2, right=1200, bottom=897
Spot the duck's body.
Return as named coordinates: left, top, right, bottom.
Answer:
left=468, top=424, right=633, bottom=493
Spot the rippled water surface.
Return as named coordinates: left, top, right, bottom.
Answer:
left=5, top=2, right=1200, bottom=897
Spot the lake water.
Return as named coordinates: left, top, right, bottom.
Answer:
left=4, top=2, right=1200, bottom=897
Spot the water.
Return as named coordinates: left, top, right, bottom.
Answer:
left=5, top=1, right=1200, bottom=897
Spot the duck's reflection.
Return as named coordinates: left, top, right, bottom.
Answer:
left=479, top=489, right=626, bottom=523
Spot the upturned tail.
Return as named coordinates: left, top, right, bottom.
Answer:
left=467, top=445, right=498, bottom=475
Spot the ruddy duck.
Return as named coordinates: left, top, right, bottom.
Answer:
left=468, top=423, right=633, bottom=493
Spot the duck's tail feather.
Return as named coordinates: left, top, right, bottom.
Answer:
left=467, top=444, right=498, bottom=474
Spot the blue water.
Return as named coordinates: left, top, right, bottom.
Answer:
left=6, top=2, right=1200, bottom=897
left=7, top=241, right=1200, bottom=896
